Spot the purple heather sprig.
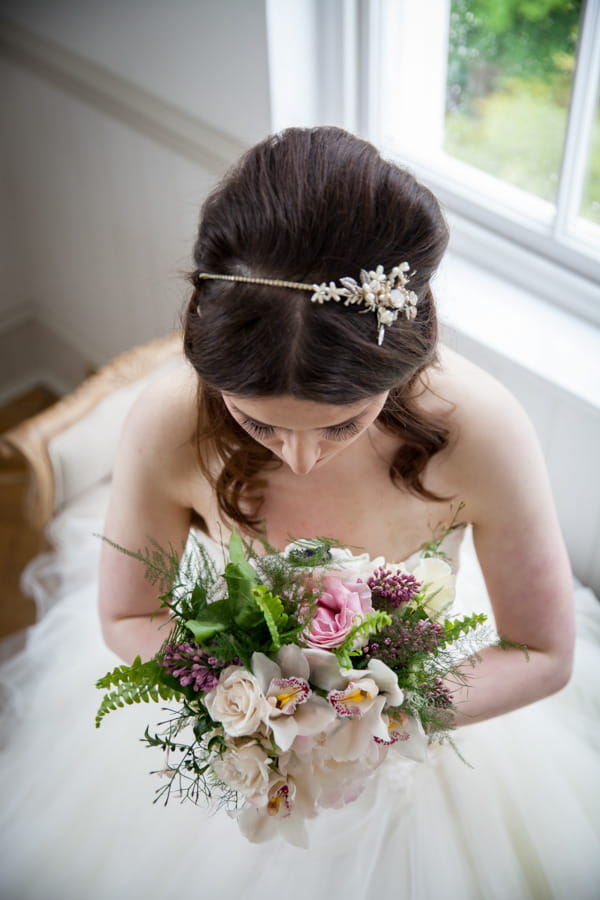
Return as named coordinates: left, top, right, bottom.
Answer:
left=161, top=642, right=231, bottom=693
left=367, top=567, right=421, bottom=610
left=428, top=675, right=454, bottom=709
left=363, top=618, right=444, bottom=669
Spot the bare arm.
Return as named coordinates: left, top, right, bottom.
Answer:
left=445, top=374, right=574, bottom=725
left=98, top=367, right=206, bottom=663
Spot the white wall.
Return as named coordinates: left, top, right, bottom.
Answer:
left=0, top=1, right=271, bottom=394
left=0, top=0, right=271, bottom=145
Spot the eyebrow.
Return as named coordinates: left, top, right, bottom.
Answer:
left=230, top=403, right=367, bottom=430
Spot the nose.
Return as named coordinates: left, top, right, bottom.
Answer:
left=279, top=432, right=321, bottom=475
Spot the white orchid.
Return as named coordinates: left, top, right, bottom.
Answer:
left=294, top=648, right=415, bottom=760
left=302, top=648, right=404, bottom=704
left=285, top=729, right=381, bottom=811
left=378, top=710, right=428, bottom=762
left=251, top=645, right=337, bottom=752
left=236, top=773, right=310, bottom=848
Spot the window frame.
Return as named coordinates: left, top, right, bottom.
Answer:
left=355, top=0, right=600, bottom=325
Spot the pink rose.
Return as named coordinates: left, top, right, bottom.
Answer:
left=304, top=576, right=372, bottom=650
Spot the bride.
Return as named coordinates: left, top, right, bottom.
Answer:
left=2, top=127, right=599, bottom=899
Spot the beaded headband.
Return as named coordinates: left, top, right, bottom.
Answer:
left=196, top=263, right=418, bottom=345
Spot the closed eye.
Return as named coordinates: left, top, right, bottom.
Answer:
left=323, top=421, right=360, bottom=440
left=240, top=417, right=360, bottom=441
left=241, top=418, right=275, bottom=439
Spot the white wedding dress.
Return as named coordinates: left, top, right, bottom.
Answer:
left=1, top=515, right=599, bottom=900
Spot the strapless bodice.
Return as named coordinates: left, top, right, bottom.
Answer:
left=188, top=524, right=467, bottom=575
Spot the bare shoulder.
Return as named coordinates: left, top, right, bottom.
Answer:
left=112, top=360, right=203, bottom=509
left=426, top=345, right=525, bottom=430
left=424, top=346, right=548, bottom=522
left=124, top=360, right=199, bottom=453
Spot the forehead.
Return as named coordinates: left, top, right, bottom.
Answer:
left=221, top=393, right=385, bottom=430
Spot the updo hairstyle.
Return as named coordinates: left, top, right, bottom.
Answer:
left=183, top=127, right=450, bottom=530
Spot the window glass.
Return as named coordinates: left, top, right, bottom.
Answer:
left=445, top=0, right=581, bottom=204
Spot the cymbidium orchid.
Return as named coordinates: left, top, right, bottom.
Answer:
left=303, top=648, right=404, bottom=705
left=292, top=649, right=411, bottom=759
left=251, top=646, right=336, bottom=751
left=285, top=732, right=379, bottom=809
left=328, top=677, right=381, bottom=718
left=237, top=774, right=311, bottom=848
left=377, top=710, right=428, bottom=761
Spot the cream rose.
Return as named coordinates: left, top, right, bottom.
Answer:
left=211, top=740, right=273, bottom=804
left=411, top=557, right=455, bottom=616
left=204, top=666, right=271, bottom=737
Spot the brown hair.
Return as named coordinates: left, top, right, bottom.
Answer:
left=183, top=127, right=450, bottom=531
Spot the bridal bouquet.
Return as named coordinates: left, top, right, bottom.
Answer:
left=96, top=529, right=487, bottom=847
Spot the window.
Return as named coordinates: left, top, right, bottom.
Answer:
left=373, top=0, right=600, bottom=322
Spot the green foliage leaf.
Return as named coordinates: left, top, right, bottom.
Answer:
left=497, top=634, right=530, bottom=659
left=228, top=530, right=258, bottom=581
left=251, top=585, right=287, bottom=651
left=98, top=536, right=184, bottom=595
left=441, top=613, right=488, bottom=647
left=95, top=656, right=180, bottom=728
left=184, top=616, right=229, bottom=643
left=222, top=559, right=263, bottom=631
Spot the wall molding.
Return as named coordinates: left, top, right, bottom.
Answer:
left=0, top=17, right=247, bottom=174
left=32, top=303, right=113, bottom=373
left=0, top=316, right=92, bottom=403
left=0, top=366, right=72, bottom=406
left=0, top=299, right=104, bottom=372
left=0, top=300, right=34, bottom=336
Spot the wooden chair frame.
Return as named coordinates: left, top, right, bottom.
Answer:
left=0, top=332, right=182, bottom=534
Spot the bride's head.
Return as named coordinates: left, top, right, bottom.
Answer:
left=182, top=127, right=450, bottom=524
left=184, top=126, right=448, bottom=401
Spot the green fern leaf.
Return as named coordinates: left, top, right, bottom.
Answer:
left=252, top=585, right=286, bottom=650
left=441, top=612, right=487, bottom=646
left=95, top=656, right=180, bottom=728
left=334, top=610, right=392, bottom=669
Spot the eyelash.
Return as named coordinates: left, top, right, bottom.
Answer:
left=240, top=418, right=360, bottom=441
left=323, top=421, right=360, bottom=440
left=241, top=419, right=275, bottom=439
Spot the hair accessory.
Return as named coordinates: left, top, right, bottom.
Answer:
left=196, top=262, right=417, bottom=345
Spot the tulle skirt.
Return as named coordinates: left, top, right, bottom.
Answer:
left=1, top=516, right=599, bottom=900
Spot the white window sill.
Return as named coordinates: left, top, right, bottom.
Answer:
left=435, top=252, right=600, bottom=411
